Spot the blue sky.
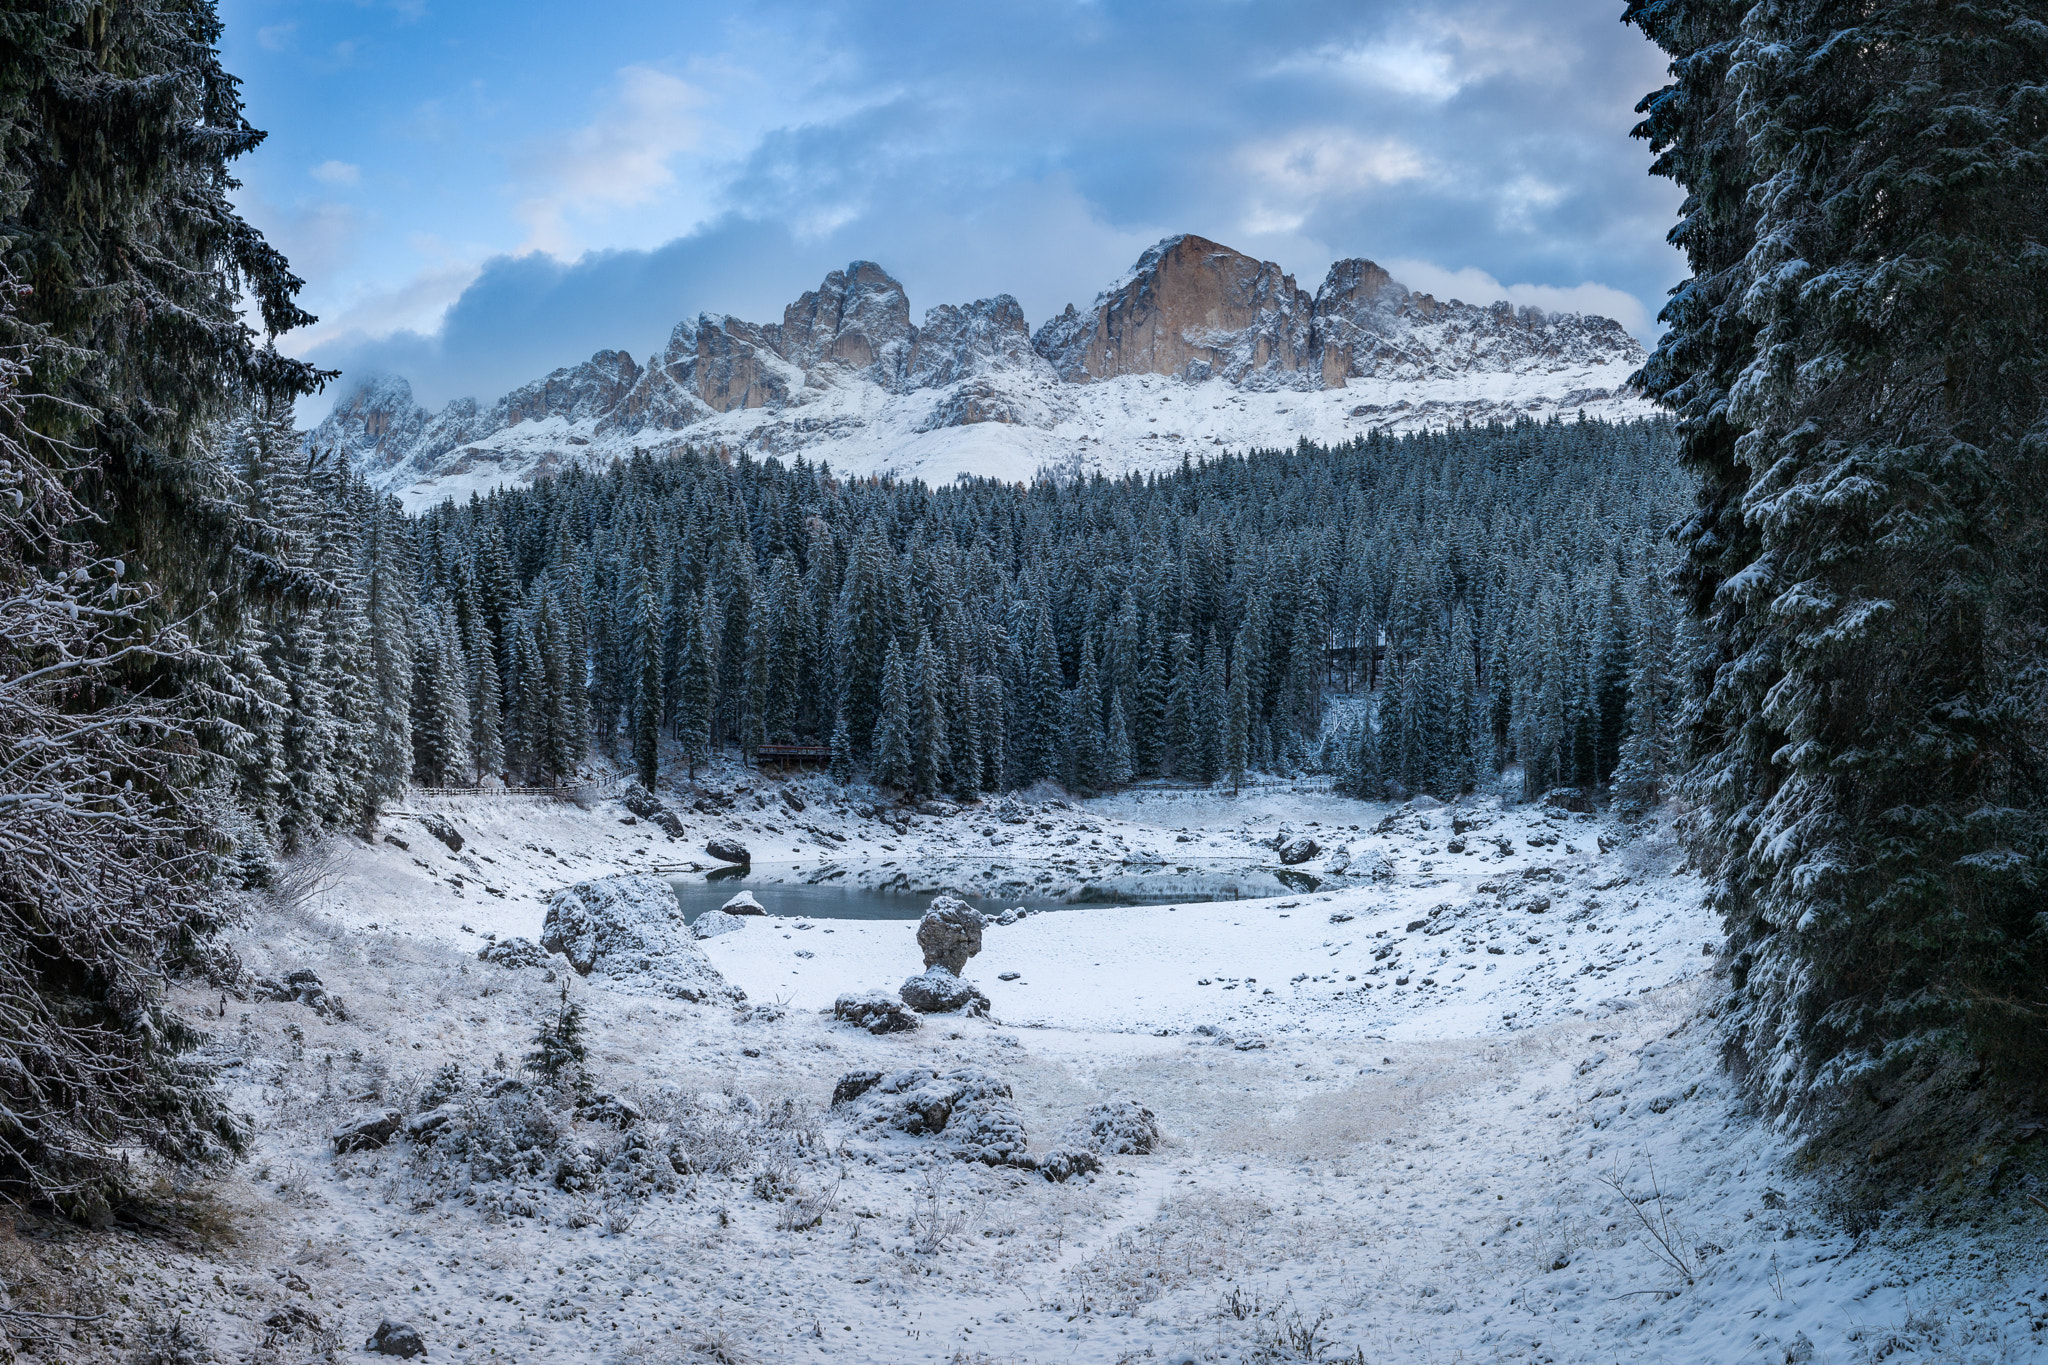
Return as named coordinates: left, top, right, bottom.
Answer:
left=223, top=0, right=1684, bottom=416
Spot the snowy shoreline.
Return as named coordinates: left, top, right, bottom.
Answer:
left=39, top=776, right=2037, bottom=1365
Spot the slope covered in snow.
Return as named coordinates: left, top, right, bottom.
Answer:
left=27, top=771, right=2041, bottom=1364
left=310, top=235, right=1654, bottom=510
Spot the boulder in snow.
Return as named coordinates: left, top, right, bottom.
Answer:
left=417, top=814, right=463, bottom=852
left=256, top=968, right=346, bottom=1018
left=366, top=1320, right=427, bottom=1359
left=542, top=874, right=744, bottom=1004
left=332, top=1109, right=401, bottom=1154
left=1540, top=787, right=1595, bottom=814
left=1350, top=850, right=1396, bottom=881
left=900, top=965, right=989, bottom=1016
left=692, top=908, right=746, bottom=940
left=404, top=1105, right=462, bottom=1144
left=1278, top=836, right=1321, bottom=865
left=832, top=1070, right=885, bottom=1106
left=623, top=783, right=687, bottom=837
left=720, top=890, right=767, bottom=915
left=917, top=894, right=985, bottom=973
left=705, top=835, right=750, bottom=865
left=832, top=991, right=921, bottom=1034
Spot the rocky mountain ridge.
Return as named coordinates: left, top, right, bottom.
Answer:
left=314, top=234, right=1653, bottom=507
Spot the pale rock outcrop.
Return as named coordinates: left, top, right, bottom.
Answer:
left=917, top=894, right=985, bottom=973
left=899, top=966, right=990, bottom=1016
left=542, top=875, right=743, bottom=1004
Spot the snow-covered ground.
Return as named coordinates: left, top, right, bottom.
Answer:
left=13, top=773, right=2043, bottom=1364
left=388, top=367, right=1653, bottom=512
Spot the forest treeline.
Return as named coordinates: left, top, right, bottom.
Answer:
left=303, top=415, right=1686, bottom=818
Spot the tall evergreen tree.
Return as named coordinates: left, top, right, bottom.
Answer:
left=1627, top=0, right=2048, bottom=1124
left=630, top=564, right=662, bottom=790
left=1105, top=689, right=1134, bottom=792
left=910, top=629, right=951, bottom=798
left=871, top=639, right=912, bottom=790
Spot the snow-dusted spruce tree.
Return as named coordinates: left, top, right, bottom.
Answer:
left=629, top=563, right=661, bottom=789
left=1627, top=0, right=2048, bottom=1139
left=0, top=288, right=248, bottom=1215
left=910, top=629, right=950, bottom=799
left=870, top=639, right=912, bottom=791
left=0, top=0, right=332, bottom=1212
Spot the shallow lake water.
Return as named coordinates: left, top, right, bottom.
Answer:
left=670, top=862, right=1322, bottom=922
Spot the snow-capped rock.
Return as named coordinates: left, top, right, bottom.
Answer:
left=541, top=875, right=743, bottom=1004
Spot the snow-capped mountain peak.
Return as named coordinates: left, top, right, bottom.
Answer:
left=313, top=235, right=1651, bottom=509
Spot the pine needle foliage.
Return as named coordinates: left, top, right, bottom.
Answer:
left=1626, top=0, right=2048, bottom=1141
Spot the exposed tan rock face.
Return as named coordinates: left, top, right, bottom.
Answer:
left=781, top=261, right=914, bottom=381
left=685, top=316, right=796, bottom=413
left=1033, top=235, right=1315, bottom=385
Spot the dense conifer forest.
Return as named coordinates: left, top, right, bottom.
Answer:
left=371, top=417, right=1688, bottom=809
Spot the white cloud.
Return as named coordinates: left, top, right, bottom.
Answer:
left=288, top=257, right=484, bottom=357
left=513, top=66, right=707, bottom=255
left=257, top=23, right=295, bottom=52
left=312, top=160, right=361, bottom=187
left=1235, top=129, right=1429, bottom=234
left=1274, top=40, right=1463, bottom=101
left=1384, top=257, right=1648, bottom=334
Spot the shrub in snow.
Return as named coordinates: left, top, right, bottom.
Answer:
left=133, top=1312, right=217, bottom=1365
left=844, top=1067, right=1032, bottom=1166
left=899, top=965, right=989, bottom=1016
left=476, top=936, right=550, bottom=969
left=946, top=1094, right=1030, bottom=1166
left=542, top=875, right=744, bottom=1004
left=553, top=1136, right=604, bottom=1193
left=1069, top=1099, right=1161, bottom=1155
left=524, top=985, right=589, bottom=1086
left=916, top=894, right=985, bottom=973
left=573, top=1092, right=644, bottom=1128
left=439, top=1088, right=571, bottom=1183
left=419, top=1062, right=464, bottom=1109
left=833, top=990, right=921, bottom=1033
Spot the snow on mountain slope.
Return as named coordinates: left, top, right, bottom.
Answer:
left=314, top=234, right=1654, bottom=510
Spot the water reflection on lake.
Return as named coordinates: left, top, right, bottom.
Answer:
left=669, top=862, right=1320, bottom=923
